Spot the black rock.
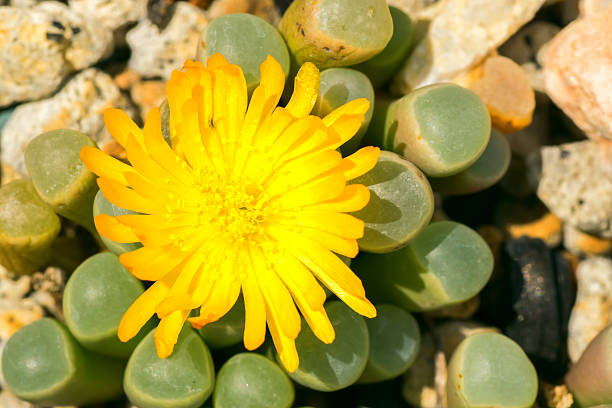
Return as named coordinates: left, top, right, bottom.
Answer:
left=274, top=0, right=293, bottom=14
left=501, top=236, right=575, bottom=380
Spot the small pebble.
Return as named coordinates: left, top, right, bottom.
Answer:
left=567, top=257, right=612, bottom=362
left=564, top=224, right=612, bottom=257
left=462, top=55, right=535, bottom=133
left=207, top=0, right=280, bottom=24
left=506, top=211, right=563, bottom=247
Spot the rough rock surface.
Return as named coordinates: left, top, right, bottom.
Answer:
left=499, top=21, right=560, bottom=92
left=1, top=69, right=133, bottom=175
left=544, top=7, right=612, bottom=141
left=538, top=141, right=612, bottom=238
left=0, top=3, right=113, bottom=107
left=207, top=0, right=281, bottom=24
left=69, top=0, right=147, bottom=31
left=564, top=224, right=612, bottom=257
left=131, top=80, right=166, bottom=120
left=391, top=0, right=546, bottom=93
left=568, top=257, right=612, bottom=362
left=126, top=2, right=208, bottom=79
left=579, top=0, right=612, bottom=16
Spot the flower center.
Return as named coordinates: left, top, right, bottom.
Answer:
left=193, top=169, right=272, bottom=243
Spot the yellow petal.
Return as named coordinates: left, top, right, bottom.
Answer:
left=300, top=227, right=359, bottom=258
left=206, top=52, right=230, bottom=69
left=97, top=178, right=160, bottom=214
left=266, top=301, right=300, bottom=372
left=291, top=210, right=365, bottom=240
left=285, top=62, right=319, bottom=118
left=273, top=172, right=345, bottom=209
left=323, top=99, right=370, bottom=150
left=94, top=214, right=139, bottom=243
left=188, top=274, right=241, bottom=329
left=276, top=251, right=335, bottom=344
left=306, top=184, right=370, bottom=213
left=242, top=273, right=267, bottom=350
left=80, top=146, right=133, bottom=186
left=154, top=309, right=190, bottom=358
left=341, top=146, right=381, bottom=180
left=117, top=268, right=180, bottom=342
left=104, top=108, right=144, bottom=148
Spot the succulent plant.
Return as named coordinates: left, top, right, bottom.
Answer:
left=198, top=13, right=291, bottom=94
left=2, top=318, right=125, bottom=406
left=0, top=179, right=61, bottom=275
left=63, top=252, right=153, bottom=358
left=279, top=300, right=370, bottom=392
left=429, top=129, right=511, bottom=195
left=279, top=0, right=393, bottom=68
left=24, top=129, right=98, bottom=232
left=358, top=304, right=420, bottom=383
left=565, top=324, right=612, bottom=407
left=384, top=83, right=491, bottom=177
left=124, top=325, right=215, bottom=408
left=351, top=150, right=434, bottom=253
left=446, top=332, right=538, bottom=408
left=353, top=221, right=493, bottom=311
left=312, top=67, right=375, bottom=155
left=214, top=353, right=295, bottom=408
left=353, top=6, right=414, bottom=89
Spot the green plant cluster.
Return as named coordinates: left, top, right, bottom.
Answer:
left=5, top=1, right=605, bottom=407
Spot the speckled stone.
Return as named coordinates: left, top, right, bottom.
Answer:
left=126, top=2, right=208, bottom=79
left=544, top=7, right=612, bottom=141
left=564, top=225, right=612, bottom=257
left=130, top=80, right=166, bottom=120
left=383, top=0, right=446, bottom=21
left=391, top=0, right=546, bottom=93
left=69, top=0, right=147, bottom=31
left=568, top=257, right=612, bottom=362
left=1, top=68, right=133, bottom=175
left=0, top=3, right=113, bottom=107
left=538, top=141, right=612, bottom=238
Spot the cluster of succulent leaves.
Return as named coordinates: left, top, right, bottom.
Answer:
left=3, top=1, right=609, bottom=407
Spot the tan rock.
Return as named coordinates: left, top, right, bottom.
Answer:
left=568, top=257, right=612, bottom=361
left=0, top=389, right=32, bottom=408
left=1, top=69, right=133, bottom=175
left=462, top=55, right=535, bottom=133
left=69, top=0, right=148, bottom=31
left=0, top=3, right=114, bottom=107
left=499, top=21, right=560, bottom=92
left=1, top=163, right=21, bottom=186
left=564, top=224, right=612, bottom=256
left=126, top=2, right=208, bottom=79
left=544, top=7, right=612, bottom=141
left=131, top=80, right=166, bottom=120
left=114, top=68, right=141, bottom=91
left=580, top=0, right=612, bottom=16
left=391, top=0, right=546, bottom=94
left=386, top=0, right=447, bottom=21
left=207, top=0, right=281, bottom=25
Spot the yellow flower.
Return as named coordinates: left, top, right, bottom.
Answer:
left=80, top=53, right=380, bottom=372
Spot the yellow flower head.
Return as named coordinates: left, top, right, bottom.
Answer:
left=81, top=53, right=380, bottom=372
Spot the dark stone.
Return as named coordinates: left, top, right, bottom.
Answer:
left=501, top=237, right=575, bottom=380
left=274, top=0, right=293, bottom=13
left=147, top=0, right=176, bottom=30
